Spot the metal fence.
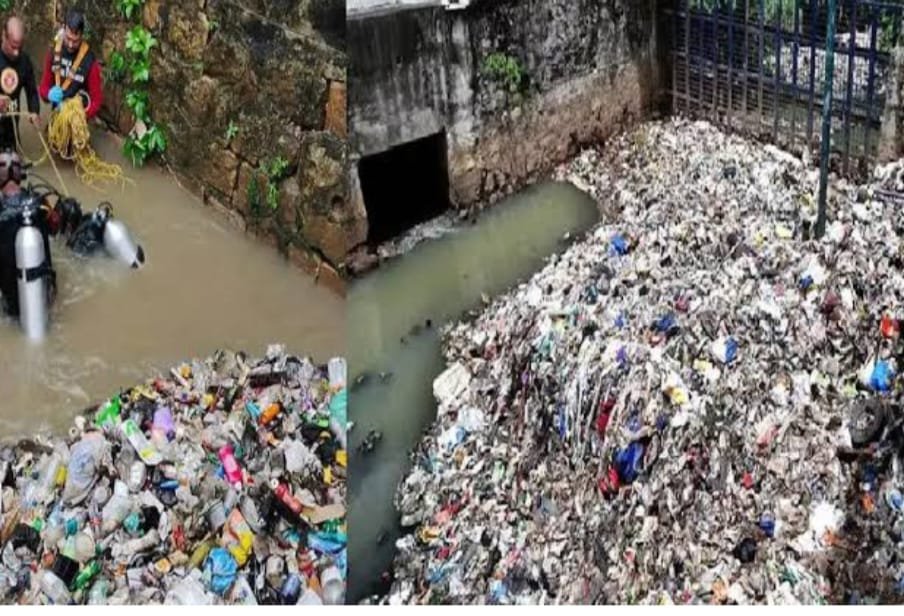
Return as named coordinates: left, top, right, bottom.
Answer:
left=663, top=0, right=904, bottom=177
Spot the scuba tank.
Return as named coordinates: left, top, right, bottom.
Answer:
left=15, top=208, right=48, bottom=340
left=68, top=203, right=145, bottom=268
left=101, top=214, right=145, bottom=268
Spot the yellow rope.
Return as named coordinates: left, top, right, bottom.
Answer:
left=47, top=97, right=129, bottom=191
left=6, top=109, right=69, bottom=196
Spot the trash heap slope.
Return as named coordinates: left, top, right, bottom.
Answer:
left=388, top=119, right=904, bottom=605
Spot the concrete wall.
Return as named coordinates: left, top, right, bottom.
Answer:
left=348, top=0, right=662, bottom=252
left=15, top=0, right=353, bottom=288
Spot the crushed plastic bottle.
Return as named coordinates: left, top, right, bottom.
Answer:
left=217, top=444, right=243, bottom=487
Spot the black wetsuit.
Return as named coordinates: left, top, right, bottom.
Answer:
left=0, top=51, right=39, bottom=152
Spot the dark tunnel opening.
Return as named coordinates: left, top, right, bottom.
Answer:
left=358, top=131, right=450, bottom=245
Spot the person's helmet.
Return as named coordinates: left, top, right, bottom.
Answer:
left=0, top=149, right=24, bottom=188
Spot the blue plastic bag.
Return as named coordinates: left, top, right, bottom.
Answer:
left=204, top=548, right=237, bottom=596
left=614, top=441, right=645, bottom=483
left=610, top=234, right=630, bottom=256
left=653, top=314, right=677, bottom=334
left=724, top=337, right=739, bottom=363
left=870, top=360, right=894, bottom=392
left=758, top=513, right=775, bottom=538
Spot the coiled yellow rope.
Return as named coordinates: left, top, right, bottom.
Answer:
left=7, top=109, right=68, bottom=196
left=47, top=97, right=128, bottom=190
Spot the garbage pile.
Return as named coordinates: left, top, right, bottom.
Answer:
left=776, top=32, right=884, bottom=101
left=386, top=118, right=904, bottom=605
left=0, top=346, right=347, bottom=605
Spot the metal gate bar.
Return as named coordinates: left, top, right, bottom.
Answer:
left=664, top=0, right=903, bottom=176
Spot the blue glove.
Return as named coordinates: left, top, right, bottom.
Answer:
left=48, top=85, right=63, bottom=105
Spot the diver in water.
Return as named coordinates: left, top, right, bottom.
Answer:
left=0, top=149, right=144, bottom=335
left=0, top=149, right=56, bottom=317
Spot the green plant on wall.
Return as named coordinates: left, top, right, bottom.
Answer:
left=0, top=0, right=12, bottom=11
left=123, top=123, right=166, bottom=166
left=247, top=156, right=291, bottom=215
left=106, top=50, right=127, bottom=83
left=481, top=52, right=525, bottom=94
left=123, top=25, right=155, bottom=84
left=117, top=0, right=143, bottom=20
left=225, top=120, right=239, bottom=142
left=108, top=1, right=168, bottom=167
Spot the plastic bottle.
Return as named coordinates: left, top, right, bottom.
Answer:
left=152, top=405, right=175, bottom=437
left=327, top=358, right=348, bottom=451
left=59, top=536, right=78, bottom=561
left=111, top=529, right=159, bottom=559
left=42, top=505, right=65, bottom=547
left=244, top=401, right=262, bottom=421
left=280, top=573, right=302, bottom=604
left=25, top=452, right=63, bottom=507
left=86, top=578, right=109, bottom=605
left=73, top=560, right=101, bottom=590
left=327, top=357, right=346, bottom=390
left=329, top=389, right=347, bottom=450
left=64, top=511, right=87, bottom=536
left=297, top=586, right=324, bottom=605
left=40, top=570, right=71, bottom=604
left=218, top=444, right=243, bottom=487
left=100, top=480, right=132, bottom=535
left=123, top=511, right=142, bottom=535
left=259, top=403, right=281, bottom=426
left=320, top=565, right=344, bottom=605
left=120, top=419, right=162, bottom=465
left=94, top=397, right=121, bottom=428
left=127, top=462, right=146, bottom=493
left=90, top=482, right=111, bottom=509
left=272, top=482, right=303, bottom=515
left=151, top=406, right=175, bottom=449
left=189, top=540, right=214, bottom=569
left=73, top=531, right=95, bottom=563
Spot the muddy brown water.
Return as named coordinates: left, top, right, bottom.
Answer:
left=0, top=116, right=344, bottom=436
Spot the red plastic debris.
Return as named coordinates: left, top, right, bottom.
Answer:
left=741, top=471, right=754, bottom=490
left=881, top=314, right=900, bottom=339
left=596, top=399, right=616, bottom=436
left=596, top=412, right=611, bottom=436
left=598, top=466, right=621, bottom=496
left=172, top=523, right=186, bottom=552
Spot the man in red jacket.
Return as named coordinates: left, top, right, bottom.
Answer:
left=37, top=9, right=102, bottom=121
